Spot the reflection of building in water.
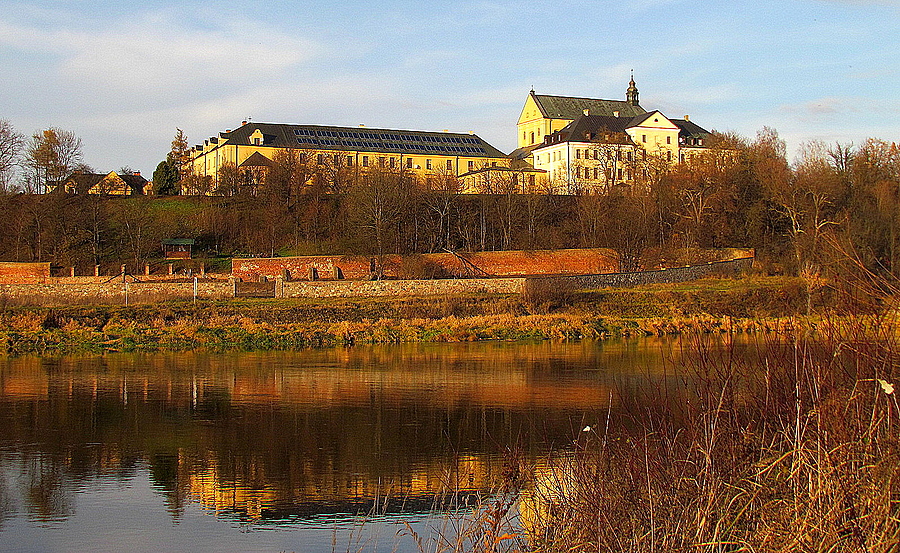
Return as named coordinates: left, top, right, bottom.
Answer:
left=181, top=451, right=498, bottom=521
left=0, top=341, right=737, bottom=523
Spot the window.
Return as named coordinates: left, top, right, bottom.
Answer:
left=334, top=154, right=340, bottom=165
left=347, top=155, right=353, bottom=166
left=491, top=162, right=497, bottom=167
left=446, top=159, right=453, bottom=171
left=406, top=157, right=413, bottom=169
left=530, top=132, right=535, bottom=143
left=317, top=154, right=324, bottom=165
left=593, top=167, right=599, bottom=179
left=642, top=135, right=647, bottom=143
left=254, top=137, right=261, bottom=145
left=627, top=151, right=633, bottom=161
left=362, top=156, right=369, bottom=167
left=468, top=160, right=474, bottom=171
left=426, top=159, right=432, bottom=170
left=575, top=149, right=581, bottom=159
left=666, top=136, right=671, bottom=144
left=390, top=157, right=396, bottom=168
left=666, top=150, right=672, bottom=162
left=379, top=157, right=386, bottom=167
left=575, top=167, right=581, bottom=178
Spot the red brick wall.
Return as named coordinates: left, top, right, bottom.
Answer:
left=232, top=249, right=619, bottom=281
left=0, top=262, right=51, bottom=284
left=232, top=256, right=378, bottom=281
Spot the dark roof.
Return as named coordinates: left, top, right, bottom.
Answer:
left=211, top=122, right=508, bottom=159
left=672, top=118, right=711, bottom=139
left=537, top=115, right=639, bottom=147
left=120, top=174, right=148, bottom=192
left=162, top=238, right=195, bottom=246
left=65, top=173, right=105, bottom=194
left=239, top=151, right=276, bottom=167
left=61, top=172, right=147, bottom=194
left=532, top=93, right=645, bottom=120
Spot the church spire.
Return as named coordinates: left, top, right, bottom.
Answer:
left=626, top=72, right=639, bottom=107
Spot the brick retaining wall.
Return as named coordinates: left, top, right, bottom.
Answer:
left=233, top=249, right=620, bottom=281
left=0, top=262, right=51, bottom=284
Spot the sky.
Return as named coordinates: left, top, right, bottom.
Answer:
left=1, top=0, right=898, bottom=176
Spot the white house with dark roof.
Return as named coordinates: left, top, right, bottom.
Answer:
left=518, top=77, right=714, bottom=193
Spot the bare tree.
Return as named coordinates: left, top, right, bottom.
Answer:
left=0, top=120, right=23, bottom=193
left=22, top=128, right=83, bottom=193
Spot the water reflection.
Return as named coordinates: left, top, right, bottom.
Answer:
left=0, top=337, right=769, bottom=548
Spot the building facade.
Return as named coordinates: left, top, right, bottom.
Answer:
left=519, top=78, right=713, bottom=193
left=188, top=122, right=509, bottom=193
left=53, top=171, right=148, bottom=195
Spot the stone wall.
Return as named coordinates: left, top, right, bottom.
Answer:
left=533, top=257, right=755, bottom=289
left=0, top=281, right=232, bottom=305
left=281, top=278, right=526, bottom=298
left=0, top=262, right=51, bottom=284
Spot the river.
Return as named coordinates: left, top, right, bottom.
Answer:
left=0, top=337, right=772, bottom=552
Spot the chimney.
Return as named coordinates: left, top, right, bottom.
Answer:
left=134, top=171, right=141, bottom=176
left=684, top=115, right=690, bottom=121
left=241, top=120, right=248, bottom=126
left=613, top=111, right=620, bottom=117
left=359, top=124, right=366, bottom=127
left=583, top=109, right=590, bottom=116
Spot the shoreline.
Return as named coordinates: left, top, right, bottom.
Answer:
left=0, top=276, right=827, bottom=355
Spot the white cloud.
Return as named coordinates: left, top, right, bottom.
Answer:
left=0, top=10, right=318, bottom=103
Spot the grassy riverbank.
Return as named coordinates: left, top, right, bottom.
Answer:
left=0, top=276, right=834, bottom=355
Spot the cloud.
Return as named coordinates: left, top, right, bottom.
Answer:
left=0, top=9, right=318, bottom=104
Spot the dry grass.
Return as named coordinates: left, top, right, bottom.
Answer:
left=513, top=317, right=900, bottom=553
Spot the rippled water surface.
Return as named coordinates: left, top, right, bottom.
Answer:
left=0, top=338, right=771, bottom=552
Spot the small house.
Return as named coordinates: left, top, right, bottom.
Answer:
left=162, top=239, right=195, bottom=259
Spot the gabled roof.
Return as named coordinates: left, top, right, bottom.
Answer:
left=210, top=122, right=508, bottom=159
left=531, top=93, right=645, bottom=120
left=534, top=115, right=638, bottom=149
left=671, top=118, right=711, bottom=139
left=64, top=173, right=106, bottom=194
left=62, top=172, right=147, bottom=194
left=239, top=151, right=276, bottom=168
left=119, top=173, right=148, bottom=191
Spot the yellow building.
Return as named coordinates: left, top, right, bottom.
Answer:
left=54, top=170, right=149, bottom=195
left=188, top=121, right=509, bottom=193
left=518, top=78, right=713, bottom=193
left=516, top=76, right=646, bottom=150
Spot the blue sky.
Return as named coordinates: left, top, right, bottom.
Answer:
left=1, top=0, right=898, bottom=174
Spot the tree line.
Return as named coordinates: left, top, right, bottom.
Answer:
left=0, top=120, right=898, bottom=279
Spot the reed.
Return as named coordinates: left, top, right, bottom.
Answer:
left=515, top=316, right=900, bottom=552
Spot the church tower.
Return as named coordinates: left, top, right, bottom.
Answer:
left=626, top=74, right=639, bottom=107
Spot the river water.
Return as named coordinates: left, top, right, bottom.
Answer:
left=0, top=337, right=770, bottom=552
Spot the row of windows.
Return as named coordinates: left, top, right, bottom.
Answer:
left=295, top=138, right=487, bottom=155
left=574, top=148, right=634, bottom=162
left=303, top=152, right=471, bottom=171
left=293, top=128, right=481, bottom=145
left=639, top=134, right=673, bottom=145
left=573, top=166, right=630, bottom=180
